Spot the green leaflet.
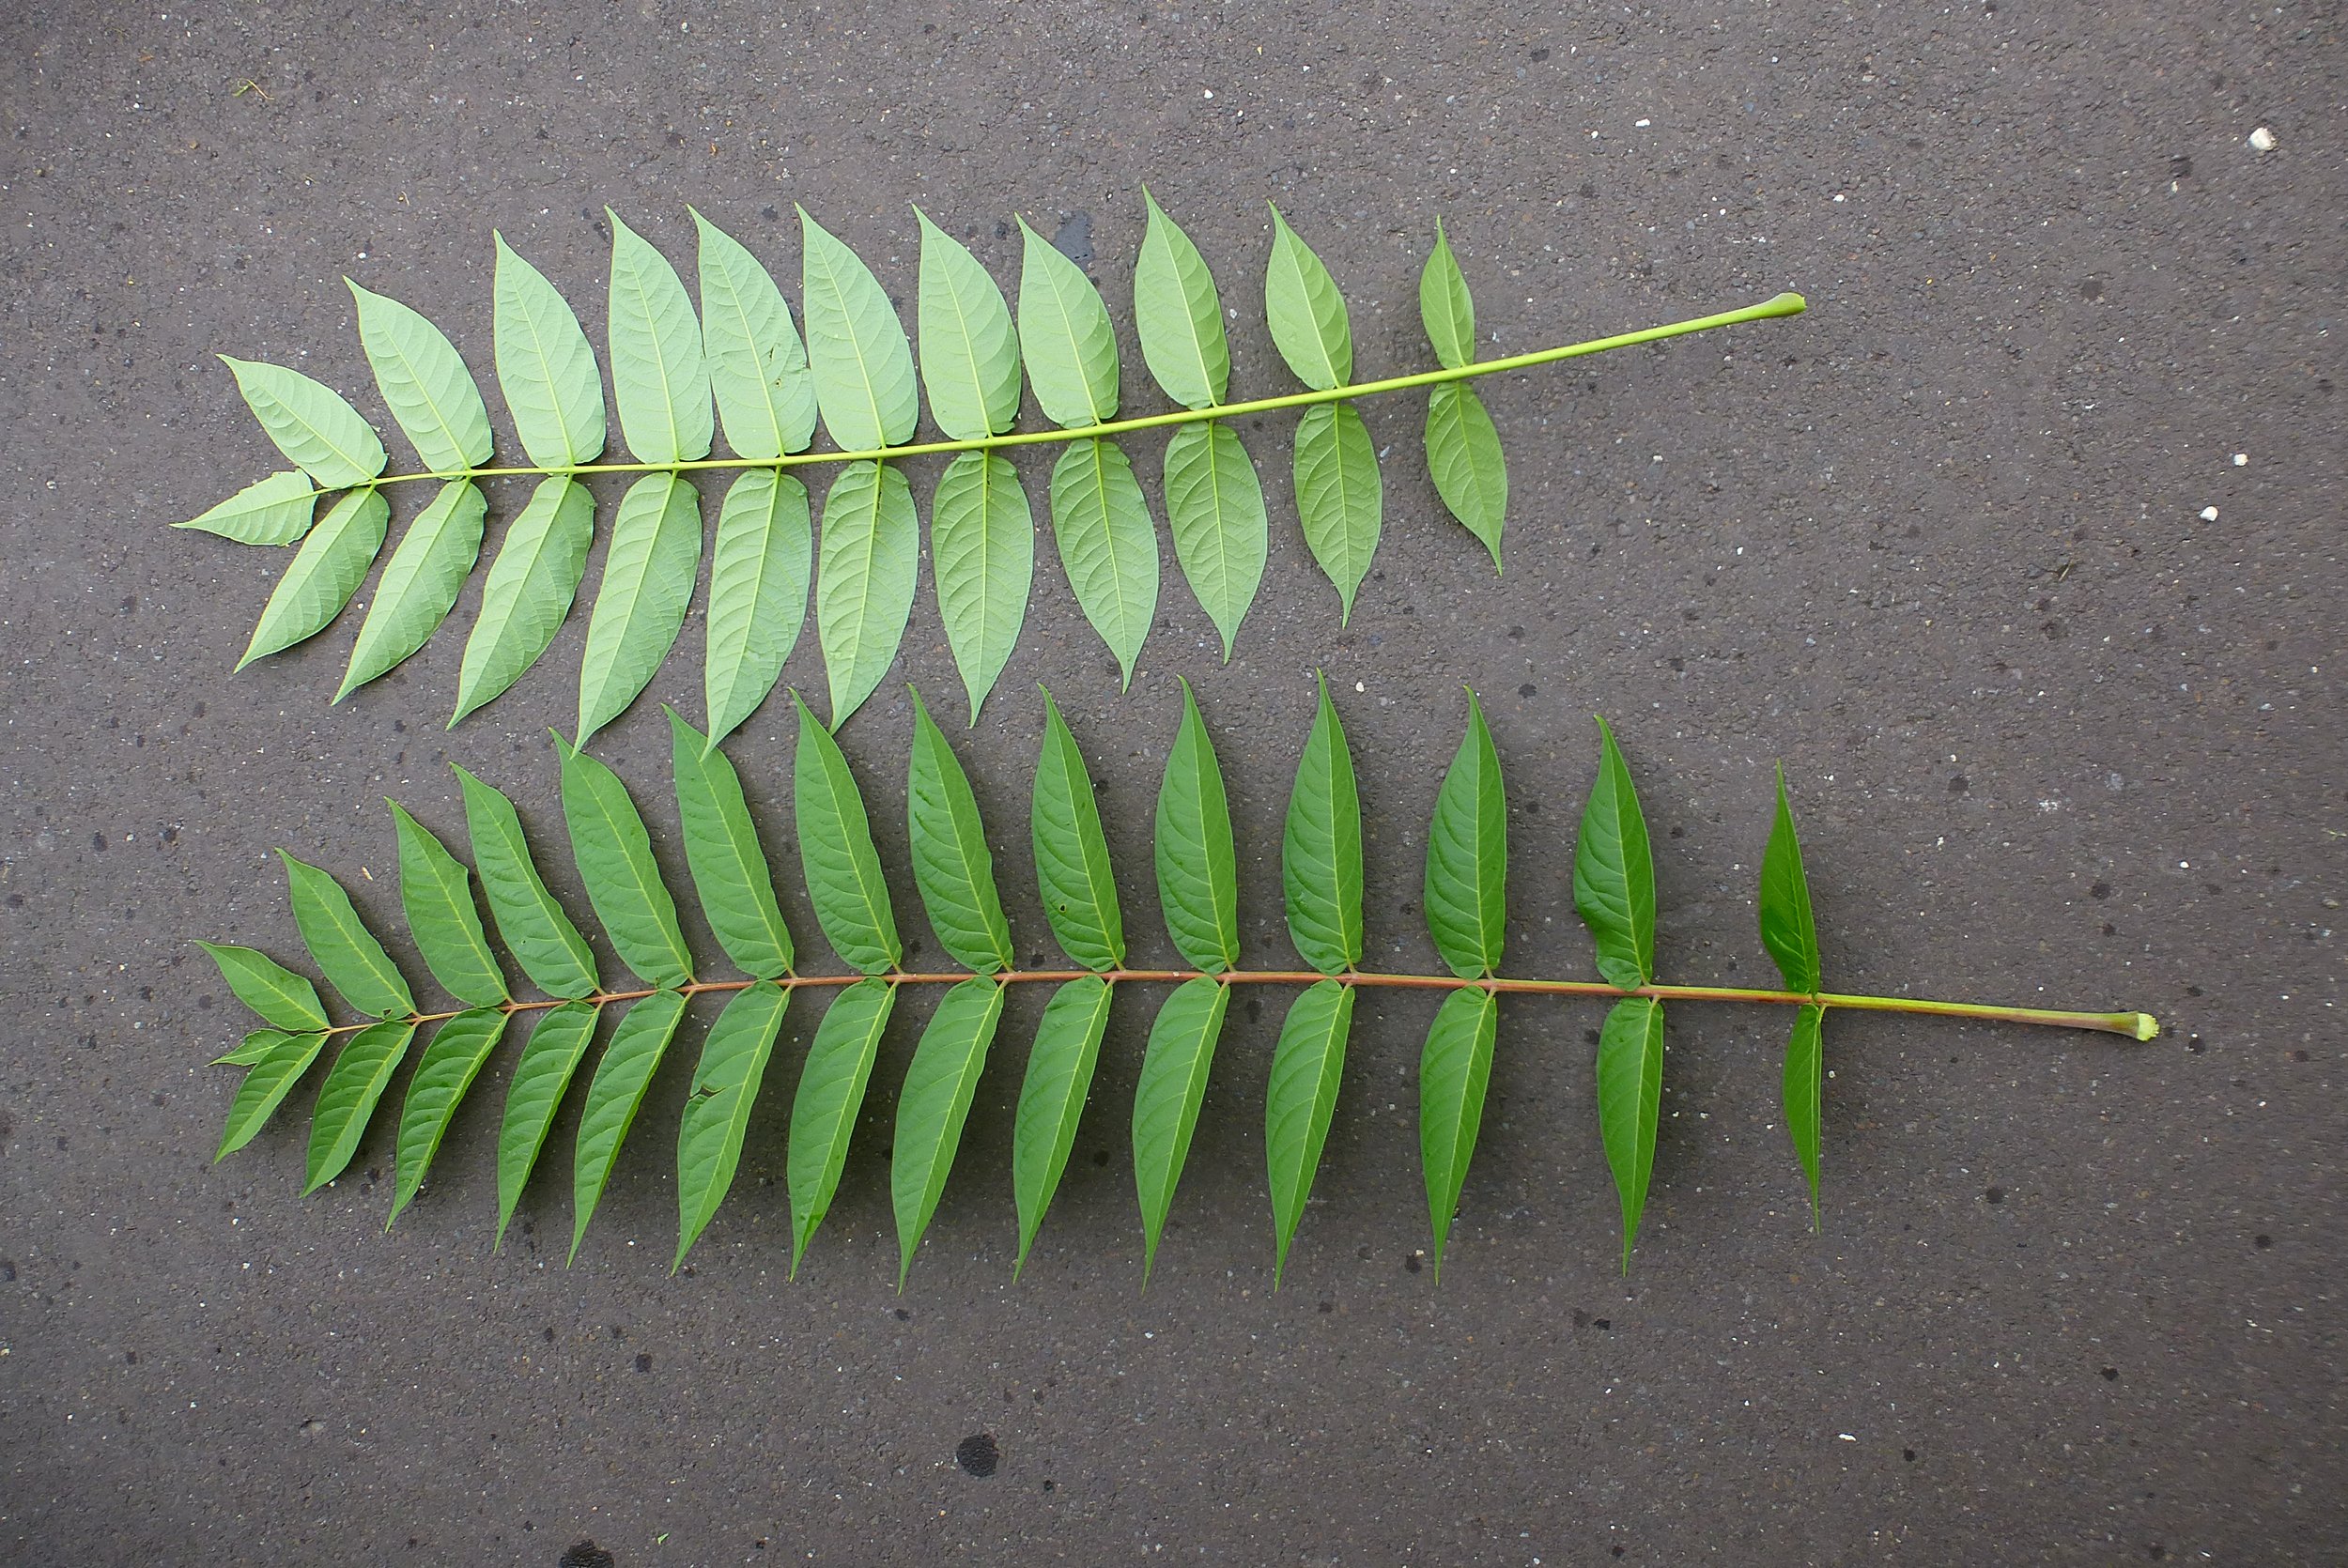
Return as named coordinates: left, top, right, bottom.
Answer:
left=305, top=1020, right=418, bottom=1194
left=906, top=687, right=1016, bottom=974
left=692, top=208, right=818, bottom=460
left=1153, top=678, right=1239, bottom=973
left=176, top=470, right=317, bottom=546
left=1048, top=438, right=1158, bottom=689
left=348, top=279, right=494, bottom=472
left=674, top=982, right=792, bottom=1267
left=494, top=1000, right=599, bottom=1249
left=1132, top=190, right=1229, bottom=412
left=1422, top=690, right=1506, bottom=978
left=215, top=1029, right=328, bottom=1159
left=556, top=735, right=695, bottom=989
left=1162, top=420, right=1266, bottom=661
left=389, top=801, right=508, bottom=1007
left=787, top=977, right=896, bottom=1273
left=703, top=469, right=811, bottom=747
left=1573, top=715, right=1657, bottom=991
left=388, top=1007, right=508, bottom=1226
left=797, top=208, right=919, bottom=451
left=452, top=476, right=594, bottom=726
left=452, top=762, right=600, bottom=999
left=1011, top=974, right=1115, bottom=1275
left=339, top=480, right=487, bottom=698
left=1759, top=769, right=1822, bottom=995
left=1016, top=216, right=1120, bottom=428
left=791, top=690, right=902, bottom=975
left=221, top=355, right=388, bottom=490
left=1424, top=384, right=1506, bottom=572
left=568, top=988, right=688, bottom=1263
left=816, top=459, right=920, bottom=728
left=1417, top=219, right=1477, bottom=373
left=1283, top=674, right=1363, bottom=976
left=196, top=941, right=328, bottom=1034
left=1291, top=402, right=1382, bottom=623
left=278, top=850, right=414, bottom=1019
left=1418, top=986, right=1496, bottom=1279
left=930, top=452, right=1033, bottom=723
left=1131, top=975, right=1228, bottom=1282
left=577, top=472, right=703, bottom=744
left=491, top=233, right=607, bottom=469
left=1596, top=995, right=1666, bottom=1270
left=606, top=209, right=714, bottom=465
left=1263, top=205, right=1352, bottom=392
left=914, top=208, right=1022, bottom=442
left=1784, top=1003, right=1827, bottom=1229
left=1031, top=687, right=1125, bottom=972
left=668, top=708, right=795, bottom=978
left=214, top=1027, right=296, bottom=1068
left=1265, top=977, right=1353, bottom=1285
left=238, top=487, right=388, bottom=669
left=890, top=976, right=1006, bottom=1288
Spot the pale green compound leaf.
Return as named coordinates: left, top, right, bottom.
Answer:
left=1282, top=673, right=1363, bottom=976
left=215, top=1029, right=328, bottom=1160
left=889, top=976, right=1006, bottom=1288
left=348, top=279, right=493, bottom=471
left=1031, top=686, right=1125, bottom=972
left=1573, top=715, right=1657, bottom=991
left=576, top=471, right=703, bottom=744
left=1417, top=219, right=1477, bottom=373
left=797, top=208, right=919, bottom=451
left=1132, top=190, right=1229, bottom=411
left=1161, top=421, right=1266, bottom=661
left=388, top=800, right=508, bottom=1007
left=1784, top=1003, right=1827, bottom=1230
left=914, top=208, right=1022, bottom=441
left=214, top=1027, right=296, bottom=1068
left=674, top=982, right=791, bottom=1268
left=195, top=941, right=328, bottom=1034
left=1131, top=975, right=1228, bottom=1282
left=1263, top=205, right=1352, bottom=391
left=304, top=1020, right=417, bottom=1194
left=175, top=469, right=317, bottom=546
left=494, top=1000, right=599, bottom=1249
left=278, top=849, right=414, bottom=1019
left=692, top=207, right=817, bottom=460
left=790, top=690, right=902, bottom=975
left=816, top=459, right=919, bottom=729
left=930, top=452, right=1032, bottom=723
left=1418, top=986, right=1496, bottom=1280
left=1016, top=216, right=1120, bottom=429
left=703, top=469, right=811, bottom=748
left=453, top=762, right=600, bottom=1000
left=389, top=1007, right=508, bottom=1226
left=1011, top=974, right=1114, bottom=1276
left=238, top=487, right=389, bottom=669
left=1048, top=438, right=1158, bottom=689
left=221, top=355, right=387, bottom=490
left=1291, top=402, right=1381, bottom=623
left=1596, top=994, right=1666, bottom=1270
left=1425, top=383, right=1506, bottom=573
left=1153, top=677, right=1239, bottom=973
left=338, top=480, right=487, bottom=698
left=568, top=988, right=687, bottom=1263
left=1265, top=977, right=1353, bottom=1286
left=491, top=233, right=607, bottom=468
left=786, top=977, right=896, bottom=1273
left=606, top=208, right=714, bottom=465
left=667, top=706, right=794, bottom=979
left=1422, top=689, right=1506, bottom=978
left=557, top=734, right=695, bottom=989
left=451, top=476, right=594, bottom=726
left=906, top=687, right=1015, bottom=974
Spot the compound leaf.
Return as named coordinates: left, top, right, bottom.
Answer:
left=214, top=1027, right=296, bottom=1068
left=1162, top=420, right=1266, bottom=660
left=176, top=470, right=317, bottom=546
left=1417, top=219, right=1476, bottom=372
left=1291, top=402, right=1381, bottom=623
left=606, top=209, right=714, bottom=465
left=791, top=690, right=901, bottom=975
left=452, top=476, right=594, bottom=725
left=914, top=208, right=1022, bottom=441
left=279, top=850, right=413, bottom=1019
left=221, top=355, right=387, bottom=490
left=703, top=469, right=811, bottom=747
left=692, top=207, right=817, bottom=460
left=388, top=1007, right=507, bottom=1226
left=1573, top=715, right=1657, bottom=991
left=1596, top=995, right=1665, bottom=1270
left=1265, top=977, right=1352, bottom=1285
left=786, top=977, right=896, bottom=1272
left=557, top=734, right=694, bottom=989
left=1048, top=437, right=1157, bottom=689
left=304, top=1020, right=417, bottom=1194
left=348, top=279, right=493, bottom=471
left=930, top=452, right=1032, bottom=723
left=568, top=987, right=687, bottom=1262
left=1263, top=205, right=1352, bottom=391
left=577, top=471, right=702, bottom=744
left=491, top=233, right=607, bottom=468
left=797, top=208, right=919, bottom=451
left=494, top=1000, right=598, bottom=1249
left=453, top=762, right=599, bottom=1000
left=1031, top=686, right=1124, bottom=972
left=1282, top=674, right=1362, bottom=976
left=674, top=982, right=791, bottom=1267
left=340, top=480, right=487, bottom=698
left=1153, top=677, right=1239, bottom=973
left=669, top=707, right=794, bottom=979
left=1423, top=689, right=1506, bottom=978
left=1131, top=975, right=1228, bottom=1282
left=196, top=941, right=328, bottom=1034
left=1015, top=216, right=1119, bottom=428
left=906, top=687, right=1015, bottom=974
left=1133, top=190, right=1229, bottom=411
left=816, top=458, right=919, bottom=728
left=890, top=976, right=1006, bottom=1287
left=1758, top=768, right=1822, bottom=995
left=238, top=487, right=388, bottom=669
left=1418, top=985, right=1496, bottom=1279
left=1425, top=383, right=1506, bottom=572
left=215, top=1029, right=328, bottom=1159
left=389, top=800, right=508, bottom=1007
left=1011, top=974, right=1114, bottom=1275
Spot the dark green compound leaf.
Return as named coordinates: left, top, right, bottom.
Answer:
left=1573, top=715, right=1657, bottom=991
left=703, top=469, right=811, bottom=749
left=1417, top=985, right=1496, bottom=1280
left=451, top=475, right=594, bottom=725
left=1422, top=689, right=1506, bottom=979
left=1011, top=974, right=1115, bottom=1276
left=278, top=851, right=414, bottom=1020
left=567, top=988, right=688, bottom=1263
left=213, top=1027, right=296, bottom=1068
left=215, top=1030, right=328, bottom=1160
left=304, top=1020, right=417, bottom=1194
left=674, top=982, right=792, bottom=1268
left=1048, top=437, right=1158, bottom=690
left=494, top=1000, right=599, bottom=1250
left=668, top=708, right=794, bottom=979
left=238, top=487, right=389, bottom=669
left=790, top=690, right=902, bottom=976
left=556, top=734, right=694, bottom=989
left=930, top=451, right=1032, bottom=724
left=1783, top=1003, right=1827, bottom=1231
left=905, top=687, right=1015, bottom=974
left=196, top=941, right=328, bottom=1034
left=1282, top=674, right=1363, bottom=976
left=1265, top=977, right=1353, bottom=1286
left=1161, top=419, right=1267, bottom=662
left=388, top=1007, right=508, bottom=1226
left=175, top=469, right=317, bottom=546
left=1424, top=382, right=1506, bottom=572
left=1759, top=769, right=1827, bottom=1223
left=576, top=471, right=703, bottom=745
left=1031, top=686, right=1124, bottom=972
left=1596, top=995, right=1666, bottom=1271
left=339, top=480, right=487, bottom=698
left=890, top=976, right=1007, bottom=1288
left=388, top=801, right=507, bottom=1007
left=1131, top=975, right=1228, bottom=1283
left=1153, top=677, right=1239, bottom=973
left=452, top=763, right=599, bottom=1000
left=786, top=977, right=897, bottom=1274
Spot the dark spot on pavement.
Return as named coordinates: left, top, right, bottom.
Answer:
left=633, top=1353, right=652, bottom=1373
left=2100, top=1366, right=2120, bottom=1381
left=558, top=1542, right=615, bottom=1568
left=1985, top=1186, right=2003, bottom=1205
left=956, top=1432, right=999, bottom=1476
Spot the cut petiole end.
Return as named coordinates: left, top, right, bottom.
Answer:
left=2130, top=1013, right=2160, bottom=1042
left=1759, top=290, right=1808, bottom=317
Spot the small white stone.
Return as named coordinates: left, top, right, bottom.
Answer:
left=2249, top=126, right=2277, bottom=152
left=1634, top=118, right=1651, bottom=128
left=2232, top=453, right=2248, bottom=466
left=2199, top=506, right=2219, bottom=521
